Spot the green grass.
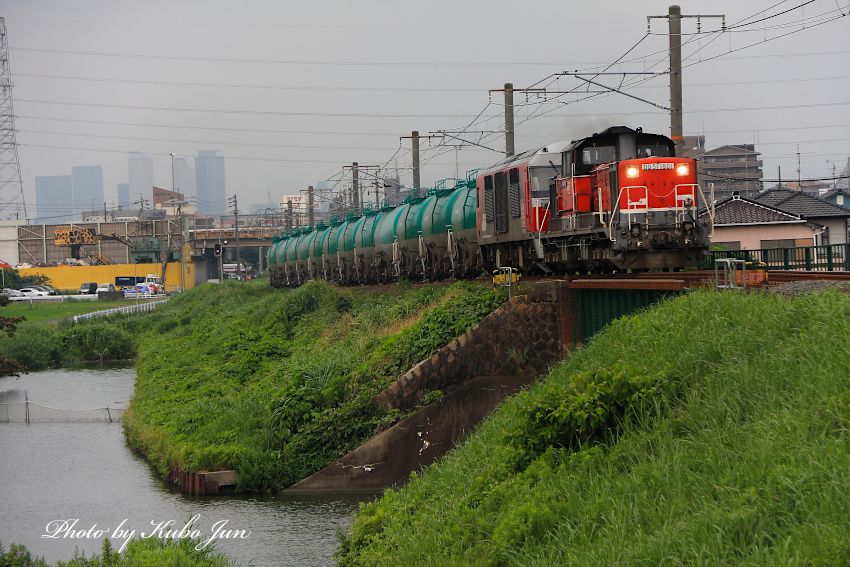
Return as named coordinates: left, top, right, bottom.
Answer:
left=4, top=299, right=141, bottom=324
left=0, top=537, right=236, bottom=566
left=124, top=279, right=505, bottom=493
left=337, top=289, right=850, bottom=566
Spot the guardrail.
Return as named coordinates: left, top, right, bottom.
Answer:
left=72, top=298, right=168, bottom=323
left=703, top=243, right=850, bottom=272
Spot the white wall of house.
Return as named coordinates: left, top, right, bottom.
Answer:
left=710, top=223, right=816, bottom=250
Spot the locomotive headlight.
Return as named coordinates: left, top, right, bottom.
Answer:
left=626, top=165, right=640, bottom=178
left=676, top=163, right=690, bottom=176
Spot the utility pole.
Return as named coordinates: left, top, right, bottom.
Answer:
left=504, top=82, right=515, bottom=157
left=286, top=199, right=293, bottom=230
left=668, top=5, right=683, bottom=153
left=373, top=179, right=380, bottom=208
left=307, top=185, right=315, bottom=226
left=797, top=145, right=802, bottom=185
left=411, top=131, right=420, bottom=190
left=229, top=194, right=241, bottom=279
left=649, top=7, right=724, bottom=153
left=351, top=162, right=360, bottom=214
left=399, top=132, right=440, bottom=195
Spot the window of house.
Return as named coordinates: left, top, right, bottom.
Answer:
left=760, top=239, right=798, bottom=249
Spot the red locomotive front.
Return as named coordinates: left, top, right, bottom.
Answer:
left=476, top=126, right=711, bottom=272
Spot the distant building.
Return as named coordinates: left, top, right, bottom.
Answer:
left=755, top=188, right=850, bottom=245
left=782, top=180, right=831, bottom=196
left=117, top=183, right=130, bottom=208
left=153, top=186, right=185, bottom=207
left=697, top=144, right=763, bottom=199
left=35, top=175, right=73, bottom=223
left=71, top=166, right=104, bottom=215
left=128, top=152, right=154, bottom=206
left=679, top=135, right=705, bottom=160
left=173, top=157, right=196, bottom=198
left=153, top=186, right=195, bottom=217
left=382, top=172, right=406, bottom=206
left=195, top=150, right=226, bottom=215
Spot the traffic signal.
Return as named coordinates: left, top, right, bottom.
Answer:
left=214, top=243, right=222, bottom=257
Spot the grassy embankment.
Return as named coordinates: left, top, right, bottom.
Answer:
left=0, top=299, right=159, bottom=371
left=338, top=289, right=850, bottom=566
left=124, top=279, right=505, bottom=492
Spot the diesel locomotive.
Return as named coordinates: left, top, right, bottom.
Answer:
left=267, top=126, right=713, bottom=287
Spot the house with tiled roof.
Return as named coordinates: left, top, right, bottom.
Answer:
left=821, top=187, right=850, bottom=211
left=700, top=194, right=826, bottom=250
left=753, top=189, right=850, bottom=245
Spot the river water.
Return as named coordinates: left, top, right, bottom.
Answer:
left=0, top=367, right=365, bottom=566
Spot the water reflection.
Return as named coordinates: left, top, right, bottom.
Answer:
left=0, top=368, right=367, bottom=566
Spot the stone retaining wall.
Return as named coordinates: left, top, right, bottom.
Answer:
left=374, top=281, right=567, bottom=412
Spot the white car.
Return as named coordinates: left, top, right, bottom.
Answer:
left=96, top=283, right=115, bottom=293
left=18, top=288, right=49, bottom=297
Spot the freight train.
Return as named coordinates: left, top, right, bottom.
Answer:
left=267, top=126, right=713, bottom=287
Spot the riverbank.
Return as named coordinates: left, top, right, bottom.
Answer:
left=0, top=365, right=362, bottom=566
left=124, top=279, right=505, bottom=493
left=338, top=289, right=850, bottom=565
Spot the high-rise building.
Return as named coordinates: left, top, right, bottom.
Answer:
left=128, top=152, right=154, bottom=206
left=71, top=165, right=104, bottom=214
left=195, top=150, right=226, bottom=215
left=116, top=183, right=130, bottom=208
left=173, top=157, right=196, bottom=198
left=35, top=175, right=73, bottom=223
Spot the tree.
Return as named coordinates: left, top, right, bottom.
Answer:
left=0, top=293, right=24, bottom=376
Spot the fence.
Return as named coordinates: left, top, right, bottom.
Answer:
left=704, top=243, right=850, bottom=272
left=72, top=298, right=168, bottom=323
left=0, top=400, right=125, bottom=423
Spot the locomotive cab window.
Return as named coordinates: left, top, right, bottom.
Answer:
left=529, top=167, right=552, bottom=199
left=637, top=143, right=673, bottom=158
left=581, top=145, right=616, bottom=166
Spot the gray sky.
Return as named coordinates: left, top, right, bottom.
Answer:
left=2, top=0, right=849, bottom=218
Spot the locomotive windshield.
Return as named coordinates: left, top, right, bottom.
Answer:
left=637, top=142, right=673, bottom=158
left=529, top=167, right=553, bottom=198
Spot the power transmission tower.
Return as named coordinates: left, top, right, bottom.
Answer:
left=0, top=18, right=27, bottom=220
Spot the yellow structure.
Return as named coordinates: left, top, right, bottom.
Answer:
left=19, top=262, right=196, bottom=293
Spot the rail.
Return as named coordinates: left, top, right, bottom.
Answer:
left=72, top=298, right=168, bottom=323
left=703, top=243, right=850, bottom=272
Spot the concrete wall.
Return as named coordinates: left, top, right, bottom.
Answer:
left=288, top=376, right=533, bottom=493
left=375, top=282, right=566, bottom=412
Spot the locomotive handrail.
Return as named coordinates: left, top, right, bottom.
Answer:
left=608, top=185, right=649, bottom=242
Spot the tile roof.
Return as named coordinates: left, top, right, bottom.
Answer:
left=702, top=196, right=804, bottom=225
left=754, top=189, right=850, bottom=219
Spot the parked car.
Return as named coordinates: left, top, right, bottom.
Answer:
left=79, top=282, right=98, bottom=295
left=32, top=285, right=58, bottom=296
left=1, top=288, right=23, bottom=297
left=18, top=287, right=49, bottom=297
left=96, top=283, right=115, bottom=293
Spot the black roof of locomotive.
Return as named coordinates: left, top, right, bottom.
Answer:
left=566, top=126, right=674, bottom=151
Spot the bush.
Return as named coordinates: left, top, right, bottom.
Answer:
left=0, top=325, right=61, bottom=370
left=59, top=322, right=135, bottom=362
